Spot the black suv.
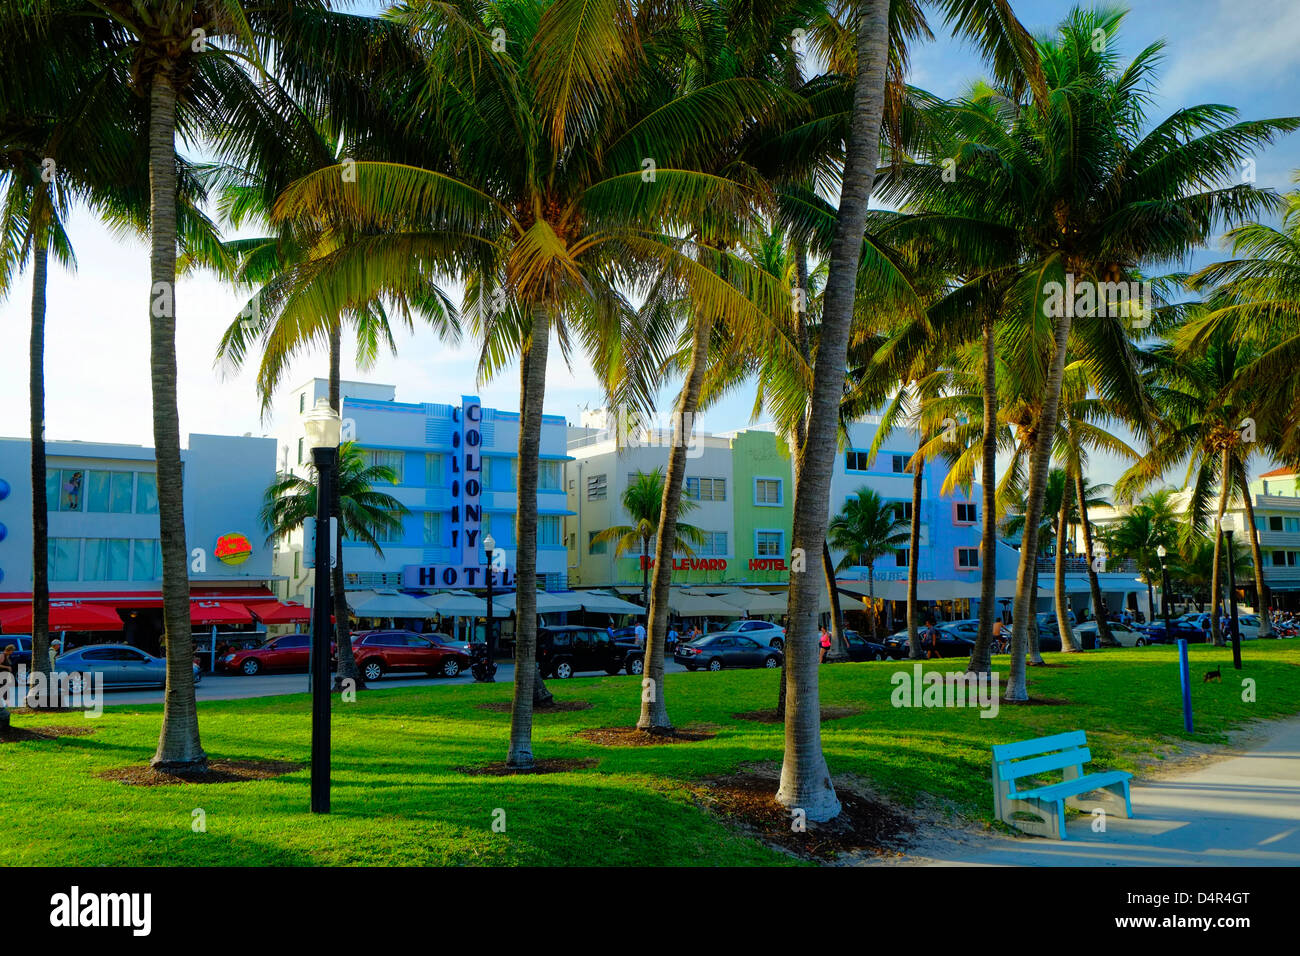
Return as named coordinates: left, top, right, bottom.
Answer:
left=537, top=626, right=640, bottom=678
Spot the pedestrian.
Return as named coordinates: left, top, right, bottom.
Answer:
left=666, top=626, right=678, bottom=654
left=49, top=639, right=62, bottom=672
left=922, top=617, right=942, bottom=659
left=634, top=619, right=646, bottom=648
left=991, top=618, right=1005, bottom=653
left=0, top=644, right=14, bottom=676
left=818, top=626, right=832, bottom=663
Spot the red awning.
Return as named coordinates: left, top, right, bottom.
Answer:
left=247, top=600, right=311, bottom=624
left=0, top=602, right=124, bottom=633
left=190, top=601, right=254, bottom=626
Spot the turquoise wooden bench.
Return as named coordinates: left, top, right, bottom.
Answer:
left=991, top=731, right=1133, bottom=839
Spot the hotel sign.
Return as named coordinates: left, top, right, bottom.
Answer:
left=401, top=395, right=512, bottom=589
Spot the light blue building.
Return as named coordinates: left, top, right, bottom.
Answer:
left=273, top=379, right=573, bottom=604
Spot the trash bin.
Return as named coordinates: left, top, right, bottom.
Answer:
left=1080, top=630, right=1097, bottom=650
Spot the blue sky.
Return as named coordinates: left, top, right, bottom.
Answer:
left=1, top=1, right=1296, bottom=487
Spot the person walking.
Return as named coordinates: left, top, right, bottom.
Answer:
left=921, top=617, right=942, bottom=660
left=633, top=619, right=646, bottom=648
left=818, top=626, right=832, bottom=663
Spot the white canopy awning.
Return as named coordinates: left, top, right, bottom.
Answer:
left=494, top=590, right=584, bottom=614
left=347, top=589, right=440, bottom=619
left=667, top=589, right=745, bottom=617
left=419, top=590, right=509, bottom=618
left=836, top=578, right=1018, bottom=602
left=571, top=590, right=644, bottom=614
left=716, top=588, right=788, bottom=615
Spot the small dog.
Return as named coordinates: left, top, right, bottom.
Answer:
left=1204, top=666, right=1222, bottom=683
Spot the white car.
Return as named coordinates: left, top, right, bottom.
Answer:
left=712, top=619, right=786, bottom=648
left=1075, top=621, right=1147, bottom=647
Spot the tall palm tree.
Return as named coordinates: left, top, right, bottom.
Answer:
left=590, top=468, right=705, bottom=609
left=260, top=441, right=407, bottom=559
left=873, top=7, right=1297, bottom=699
left=828, top=487, right=909, bottom=635
left=1105, top=488, right=1180, bottom=625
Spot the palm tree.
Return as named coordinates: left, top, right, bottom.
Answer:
left=1106, top=489, right=1181, bottom=626
left=873, top=7, right=1296, bottom=699
left=260, top=441, right=407, bottom=562
left=828, top=488, right=909, bottom=635
left=590, top=468, right=705, bottom=609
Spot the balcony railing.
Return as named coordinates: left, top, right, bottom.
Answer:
left=1035, top=555, right=1139, bottom=574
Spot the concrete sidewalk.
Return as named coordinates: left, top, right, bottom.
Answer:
left=889, top=716, right=1300, bottom=866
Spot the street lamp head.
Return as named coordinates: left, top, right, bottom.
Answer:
left=483, top=533, right=496, bottom=554
left=303, top=399, right=342, bottom=449
left=1157, top=544, right=1167, bottom=559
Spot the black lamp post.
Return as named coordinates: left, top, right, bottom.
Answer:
left=304, top=399, right=341, bottom=814
left=1157, top=544, right=1172, bottom=643
left=476, top=534, right=498, bottom=682
left=1222, top=518, right=1242, bottom=670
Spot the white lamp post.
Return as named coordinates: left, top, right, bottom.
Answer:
left=304, top=399, right=341, bottom=813
left=476, top=533, right=498, bottom=682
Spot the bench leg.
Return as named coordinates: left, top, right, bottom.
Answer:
left=1065, top=783, right=1132, bottom=820
left=1001, top=797, right=1067, bottom=840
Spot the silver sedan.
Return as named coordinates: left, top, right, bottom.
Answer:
left=55, top=644, right=202, bottom=690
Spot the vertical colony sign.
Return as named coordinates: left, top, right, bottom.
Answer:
left=402, top=396, right=510, bottom=589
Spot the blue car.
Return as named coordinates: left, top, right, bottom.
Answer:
left=55, top=644, right=202, bottom=690
left=2, top=635, right=33, bottom=668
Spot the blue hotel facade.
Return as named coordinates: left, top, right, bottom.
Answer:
left=272, top=379, right=573, bottom=605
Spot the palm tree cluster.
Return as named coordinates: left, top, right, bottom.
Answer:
left=3, top=1, right=1297, bottom=825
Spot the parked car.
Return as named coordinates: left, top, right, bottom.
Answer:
left=351, top=630, right=470, bottom=680
left=1138, top=620, right=1208, bottom=644
left=1075, top=620, right=1147, bottom=647
left=674, top=634, right=783, bottom=671
left=538, top=625, right=639, bottom=678
left=882, top=628, right=975, bottom=659
left=938, top=619, right=981, bottom=640
left=2, top=635, right=33, bottom=668
left=844, top=629, right=886, bottom=661
left=427, top=632, right=475, bottom=655
left=56, top=644, right=201, bottom=690
left=710, top=618, right=786, bottom=649
left=220, top=633, right=312, bottom=675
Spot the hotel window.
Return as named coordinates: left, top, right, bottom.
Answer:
left=691, top=531, right=728, bottom=557
left=756, top=531, right=783, bottom=557
left=365, top=449, right=404, bottom=483
left=1269, top=515, right=1284, bottom=532
left=373, top=515, right=404, bottom=545
left=135, top=472, right=159, bottom=515
left=539, top=460, right=562, bottom=491
left=299, top=392, right=306, bottom=414
left=83, top=538, right=130, bottom=581
left=422, top=512, right=441, bottom=546
left=755, top=478, right=782, bottom=505
left=131, top=539, right=162, bottom=581
left=1287, top=517, right=1300, bottom=533
left=298, top=437, right=304, bottom=465
left=845, top=450, right=870, bottom=471
left=587, top=474, right=608, bottom=500
left=424, top=453, right=444, bottom=486
left=896, top=548, right=910, bottom=568
left=893, top=501, right=913, bottom=523
left=685, top=477, right=726, bottom=501
left=588, top=531, right=607, bottom=555
left=48, top=538, right=81, bottom=581
left=1273, top=551, right=1298, bottom=567
left=50, top=469, right=86, bottom=512
left=956, top=502, right=977, bottom=523
left=539, top=515, right=561, bottom=546
left=892, top=454, right=908, bottom=474
left=486, top=457, right=514, bottom=491
left=957, top=547, right=980, bottom=569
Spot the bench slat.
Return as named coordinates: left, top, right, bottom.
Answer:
left=991, top=730, right=1087, bottom=762
left=1012, top=770, right=1132, bottom=802
left=998, top=747, right=1090, bottom=781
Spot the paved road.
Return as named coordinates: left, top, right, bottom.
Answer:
left=97, top=658, right=693, bottom=706
left=891, top=716, right=1300, bottom=866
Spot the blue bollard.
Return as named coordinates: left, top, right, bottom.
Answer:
left=1178, top=638, right=1193, bottom=732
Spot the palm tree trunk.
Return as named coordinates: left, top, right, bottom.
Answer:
left=640, top=311, right=712, bottom=730
left=1005, top=295, right=1072, bottom=698
left=777, top=423, right=805, bottom=720
left=969, top=312, right=998, bottom=674
left=1209, top=448, right=1231, bottom=646
left=907, top=456, right=924, bottom=659
left=28, top=239, right=51, bottom=706
left=1076, top=470, right=1115, bottom=646
left=148, top=69, right=205, bottom=770
left=327, top=322, right=362, bottom=690
left=1239, top=481, right=1271, bottom=635
left=1055, top=475, right=1077, bottom=651
left=777, top=0, right=889, bottom=822
left=823, top=542, right=849, bottom=660
left=508, top=307, right=551, bottom=767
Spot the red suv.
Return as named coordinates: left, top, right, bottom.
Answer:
left=219, top=633, right=310, bottom=675
left=351, top=630, right=470, bottom=681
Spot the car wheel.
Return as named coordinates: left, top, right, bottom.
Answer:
left=441, top=658, right=460, bottom=678
left=1135, top=638, right=1146, bottom=647
left=554, top=660, right=573, bottom=679
left=763, top=655, right=779, bottom=669
left=770, top=638, right=784, bottom=650
left=708, top=658, right=723, bottom=672
left=241, top=658, right=260, bottom=676
left=68, top=674, right=86, bottom=694
left=627, top=656, right=644, bottom=676
left=362, top=659, right=385, bottom=681
left=873, top=651, right=884, bottom=661
left=685, top=664, right=697, bottom=672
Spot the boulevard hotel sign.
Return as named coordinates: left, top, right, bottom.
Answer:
left=401, top=395, right=513, bottom=590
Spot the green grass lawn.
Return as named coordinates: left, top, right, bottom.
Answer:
left=3, top=641, right=1298, bottom=866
